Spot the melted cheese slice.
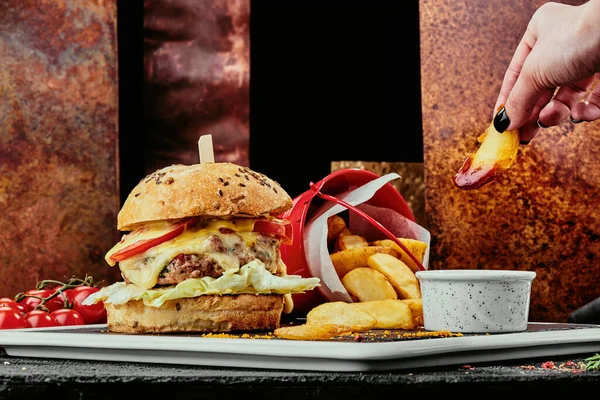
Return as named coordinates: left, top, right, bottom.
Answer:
left=107, top=219, right=260, bottom=290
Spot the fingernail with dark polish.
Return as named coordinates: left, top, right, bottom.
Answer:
left=570, top=116, right=584, bottom=124
left=537, top=119, right=549, bottom=129
left=493, top=107, right=510, bottom=133
left=520, top=140, right=530, bottom=146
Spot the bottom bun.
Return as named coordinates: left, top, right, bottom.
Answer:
left=106, top=294, right=285, bottom=334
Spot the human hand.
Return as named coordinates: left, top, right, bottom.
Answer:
left=492, top=0, right=600, bottom=143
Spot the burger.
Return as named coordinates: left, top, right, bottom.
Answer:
left=83, top=162, right=320, bottom=333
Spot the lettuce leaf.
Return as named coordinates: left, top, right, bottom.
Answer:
left=83, top=260, right=320, bottom=308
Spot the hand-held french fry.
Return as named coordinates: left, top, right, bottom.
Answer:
left=453, top=116, right=520, bottom=190
left=342, top=268, right=398, bottom=302
left=306, top=301, right=377, bottom=331
left=367, top=253, right=421, bottom=299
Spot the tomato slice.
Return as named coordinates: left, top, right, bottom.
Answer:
left=253, top=219, right=293, bottom=245
left=109, top=219, right=194, bottom=262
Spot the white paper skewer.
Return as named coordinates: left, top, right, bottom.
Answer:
left=198, top=134, right=215, bottom=164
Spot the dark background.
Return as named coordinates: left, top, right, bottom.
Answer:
left=117, top=1, right=422, bottom=201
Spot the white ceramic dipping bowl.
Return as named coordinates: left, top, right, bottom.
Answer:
left=415, top=269, right=536, bottom=333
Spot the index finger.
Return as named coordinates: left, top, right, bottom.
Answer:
left=493, top=32, right=534, bottom=117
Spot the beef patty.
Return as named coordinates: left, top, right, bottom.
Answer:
left=152, top=232, right=282, bottom=286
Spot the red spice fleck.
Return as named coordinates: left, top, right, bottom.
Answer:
left=462, top=365, right=475, bottom=370
left=520, top=365, right=536, bottom=370
left=541, top=361, right=556, bottom=369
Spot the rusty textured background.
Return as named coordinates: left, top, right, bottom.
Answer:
left=420, top=0, right=599, bottom=322
left=0, top=0, right=122, bottom=295
left=142, top=0, right=250, bottom=176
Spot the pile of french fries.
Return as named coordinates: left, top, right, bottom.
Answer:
left=274, top=214, right=428, bottom=340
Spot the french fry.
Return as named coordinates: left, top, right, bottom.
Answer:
left=350, top=300, right=414, bottom=330
left=273, top=323, right=353, bottom=340
left=370, top=238, right=427, bottom=273
left=306, top=301, right=377, bottom=331
left=330, top=246, right=400, bottom=278
left=400, top=298, right=423, bottom=317
left=333, top=234, right=368, bottom=253
left=400, top=298, right=423, bottom=326
left=413, top=315, right=424, bottom=327
left=342, top=268, right=398, bottom=302
left=367, top=253, right=421, bottom=299
left=338, top=227, right=352, bottom=237
left=453, top=120, right=519, bottom=190
left=326, top=215, right=347, bottom=244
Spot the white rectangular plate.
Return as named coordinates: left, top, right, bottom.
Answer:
left=1, top=322, right=599, bottom=371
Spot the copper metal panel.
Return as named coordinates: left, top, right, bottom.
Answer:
left=0, top=0, right=121, bottom=295
left=142, top=0, right=250, bottom=174
left=420, top=0, right=599, bottom=322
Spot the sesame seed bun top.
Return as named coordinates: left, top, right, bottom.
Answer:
left=117, top=162, right=293, bottom=231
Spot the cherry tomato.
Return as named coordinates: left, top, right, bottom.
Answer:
left=253, top=219, right=293, bottom=245
left=0, top=306, right=28, bottom=329
left=96, top=313, right=107, bottom=324
left=0, top=297, right=26, bottom=313
left=19, top=296, right=43, bottom=312
left=64, top=286, right=106, bottom=324
left=18, top=289, right=52, bottom=312
left=51, top=309, right=85, bottom=326
left=109, top=219, right=195, bottom=262
left=25, top=309, right=58, bottom=328
left=24, top=289, right=53, bottom=298
left=0, top=297, right=17, bottom=305
left=20, top=293, right=64, bottom=313
left=43, top=296, right=65, bottom=313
